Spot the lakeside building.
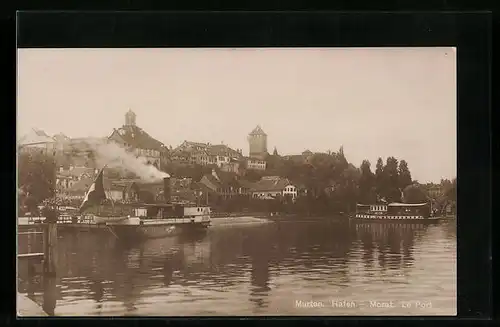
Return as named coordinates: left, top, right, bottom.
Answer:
left=199, top=169, right=248, bottom=200
left=56, top=166, right=97, bottom=193
left=250, top=176, right=298, bottom=200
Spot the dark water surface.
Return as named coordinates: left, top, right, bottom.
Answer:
left=19, top=218, right=456, bottom=316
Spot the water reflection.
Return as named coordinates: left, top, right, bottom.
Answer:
left=348, top=222, right=429, bottom=284
left=244, top=227, right=272, bottom=311
left=17, top=219, right=456, bottom=316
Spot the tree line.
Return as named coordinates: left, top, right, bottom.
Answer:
left=17, top=147, right=456, bottom=216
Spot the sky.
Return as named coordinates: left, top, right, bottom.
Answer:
left=17, top=48, right=456, bottom=183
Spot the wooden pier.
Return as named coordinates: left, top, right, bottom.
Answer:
left=17, top=218, right=58, bottom=316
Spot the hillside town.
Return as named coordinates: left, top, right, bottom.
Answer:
left=18, top=109, right=456, bottom=216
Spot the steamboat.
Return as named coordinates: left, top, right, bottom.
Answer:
left=58, top=169, right=211, bottom=240
left=351, top=202, right=441, bottom=223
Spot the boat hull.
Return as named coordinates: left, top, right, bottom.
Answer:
left=110, top=222, right=210, bottom=241
left=350, top=214, right=440, bottom=223
left=57, top=216, right=211, bottom=242
left=92, top=215, right=129, bottom=224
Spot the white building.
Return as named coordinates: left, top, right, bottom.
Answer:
left=246, top=158, right=267, bottom=171
left=250, top=176, right=297, bottom=200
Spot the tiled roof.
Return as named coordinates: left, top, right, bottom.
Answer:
left=193, top=182, right=218, bottom=194
left=174, top=141, right=208, bottom=152
left=207, top=144, right=240, bottom=157
left=174, top=141, right=241, bottom=158
left=184, top=141, right=208, bottom=148
left=262, top=176, right=280, bottom=181
left=239, top=180, right=255, bottom=189
left=203, top=174, right=221, bottom=187
left=249, top=125, right=267, bottom=136
left=202, top=170, right=241, bottom=189
left=112, top=125, right=164, bottom=150
left=19, top=128, right=55, bottom=146
left=35, top=129, right=50, bottom=137
left=251, top=177, right=292, bottom=192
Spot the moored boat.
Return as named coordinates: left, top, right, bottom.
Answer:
left=350, top=202, right=441, bottom=223
left=75, top=168, right=211, bottom=241
left=107, top=203, right=211, bottom=240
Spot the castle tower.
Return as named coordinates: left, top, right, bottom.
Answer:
left=125, top=109, right=136, bottom=126
left=247, top=125, right=268, bottom=159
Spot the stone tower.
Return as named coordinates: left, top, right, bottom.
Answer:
left=247, top=125, right=268, bottom=159
left=125, top=109, right=136, bottom=126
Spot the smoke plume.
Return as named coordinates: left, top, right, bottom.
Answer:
left=85, top=139, right=170, bottom=183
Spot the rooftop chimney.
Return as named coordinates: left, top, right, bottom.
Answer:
left=163, top=177, right=171, bottom=204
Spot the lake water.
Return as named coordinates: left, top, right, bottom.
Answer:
left=18, top=218, right=456, bottom=316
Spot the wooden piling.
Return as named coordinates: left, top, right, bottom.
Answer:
left=41, top=205, right=58, bottom=277
left=43, top=222, right=57, bottom=276
left=42, top=275, right=57, bottom=316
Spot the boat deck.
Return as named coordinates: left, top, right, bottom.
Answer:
left=19, top=215, right=211, bottom=229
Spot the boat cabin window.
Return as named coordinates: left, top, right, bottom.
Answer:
left=161, top=205, right=184, bottom=218
left=386, top=204, right=429, bottom=216
left=369, top=205, right=387, bottom=212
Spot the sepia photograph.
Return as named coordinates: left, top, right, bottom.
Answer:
left=17, top=47, right=456, bottom=316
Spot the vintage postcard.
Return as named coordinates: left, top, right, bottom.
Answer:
left=17, top=48, right=456, bottom=316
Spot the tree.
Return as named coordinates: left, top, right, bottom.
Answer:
left=398, top=160, right=412, bottom=190
left=384, top=157, right=401, bottom=202
left=336, top=146, right=348, bottom=171
left=359, top=160, right=376, bottom=204
left=444, top=177, right=456, bottom=201
left=403, top=184, right=428, bottom=204
left=375, top=157, right=385, bottom=199
left=18, top=151, right=56, bottom=213
left=338, top=164, right=361, bottom=212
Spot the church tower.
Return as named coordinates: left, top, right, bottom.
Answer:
left=247, top=125, right=268, bottom=159
left=125, top=109, right=136, bottom=126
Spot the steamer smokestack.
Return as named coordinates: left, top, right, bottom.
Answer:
left=163, top=177, right=171, bottom=204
